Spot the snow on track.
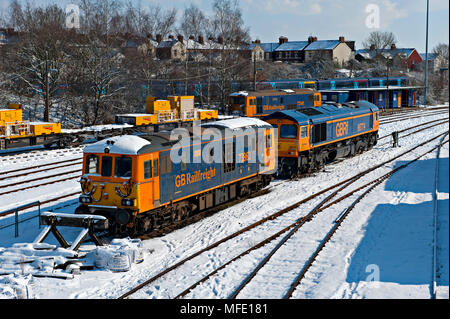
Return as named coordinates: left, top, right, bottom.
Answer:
left=0, top=108, right=448, bottom=299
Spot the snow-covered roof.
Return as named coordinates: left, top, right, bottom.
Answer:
left=304, top=40, right=340, bottom=51
left=230, top=91, right=249, bottom=96
left=202, top=117, right=271, bottom=130
left=275, top=41, right=309, bottom=52
left=83, top=135, right=151, bottom=155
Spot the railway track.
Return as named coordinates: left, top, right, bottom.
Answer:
left=379, top=106, right=448, bottom=120
left=379, top=110, right=449, bottom=125
left=180, top=134, right=449, bottom=299
left=117, top=131, right=448, bottom=299
left=283, top=135, right=449, bottom=299
left=0, top=159, right=83, bottom=181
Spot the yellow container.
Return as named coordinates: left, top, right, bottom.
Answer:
left=134, top=114, right=157, bottom=126
left=30, top=122, right=61, bottom=136
left=146, top=97, right=171, bottom=114
left=0, top=108, right=22, bottom=126
left=198, top=109, right=218, bottom=120
left=167, top=96, right=195, bottom=113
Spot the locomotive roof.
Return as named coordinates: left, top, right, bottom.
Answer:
left=231, top=88, right=315, bottom=97
left=201, top=117, right=272, bottom=130
left=84, top=117, right=273, bottom=155
left=83, top=134, right=175, bottom=155
left=265, top=101, right=379, bottom=125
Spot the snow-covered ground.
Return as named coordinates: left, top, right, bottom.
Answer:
left=0, top=107, right=448, bottom=299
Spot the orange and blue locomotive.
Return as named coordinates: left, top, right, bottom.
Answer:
left=76, top=117, right=276, bottom=235
left=265, top=101, right=379, bottom=178
left=230, top=89, right=321, bottom=118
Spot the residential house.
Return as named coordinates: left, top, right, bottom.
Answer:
left=273, top=37, right=309, bottom=62
left=0, top=28, right=19, bottom=46
left=420, top=53, right=448, bottom=73
left=303, top=36, right=353, bottom=65
left=356, top=44, right=422, bottom=71
left=156, top=35, right=187, bottom=62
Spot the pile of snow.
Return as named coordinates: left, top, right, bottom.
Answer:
left=0, top=243, right=79, bottom=279
left=0, top=238, right=145, bottom=286
left=92, top=238, right=144, bottom=272
left=0, top=274, right=34, bottom=299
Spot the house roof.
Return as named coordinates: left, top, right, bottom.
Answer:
left=275, top=41, right=309, bottom=52
left=356, top=48, right=417, bottom=59
left=257, top=42, right=280, bottom=53
left=420, top=53, right=437, bottom=61
left=304, top=40, right=341, bottom=51
left=157, top=39, right=180, bottom=49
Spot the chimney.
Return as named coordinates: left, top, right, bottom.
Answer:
left=279, top=36, right=288, bottom=45
left=198, top=36, right=204, bottom=45
left=168, top=35, right=174, bottom=40
left=189, top=35, right=195, bottom=40
left=146, top=33, right=152, bottom=40
left=208, top=36, right=214, bottom=41
left=391, top=43, right=396, bottom=50
left=177, top=35, right=184, bottom=43
left=255, top=39, right=261, bottom=44
left=218, top=36, right=224, bottom=44
left=313, top=37, right=317, bottom=42
left=339, top=36, right=345, bottom=43
left=156, top=34, right=162, bottom=43
left=370, top=44, right=376, bottom=51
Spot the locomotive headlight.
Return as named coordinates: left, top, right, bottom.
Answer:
left=79, top=195, right=92, bottom=203
left=121, top=198, right=136, bottom=207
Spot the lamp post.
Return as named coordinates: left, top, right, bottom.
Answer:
left=386, top=57, right=393, bottom=110
left=424, top=0, right=430, bottom=106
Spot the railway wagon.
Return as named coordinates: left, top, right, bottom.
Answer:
left=76, top=117, right=276, bottom=235
left=0, top=103, right=63, bottom=150
left=230, top=89, right=321, bottom=118
left=265, top=101, right=379, bottom=177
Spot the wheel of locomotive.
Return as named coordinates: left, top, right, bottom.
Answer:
left=171, top=208, right=183, bottom=222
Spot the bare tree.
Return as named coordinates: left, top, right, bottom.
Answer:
left=362, top=31, right=397, bottom=52
left=211, top=0, right=251, bottom=107
left=6, top=3, right=69, bottom=122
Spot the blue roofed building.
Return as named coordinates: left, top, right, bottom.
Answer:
left=274, top=38, right=309, bottom=63
left=304, top=36, right=354, bottom=65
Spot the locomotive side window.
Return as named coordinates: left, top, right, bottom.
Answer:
left=115, top=157, right=132, bottom=178
left=101, top=156, right=113, bottom=177
left=153, top=159, right=159, bottom=177
left=144, top=160, right=152, bottom=179
left=300, top=126, right=308, bottom=138
left=223, top=142, right=236, bottom=173
left=267, top=131, right=273, bottom=148
left=280, top=125, right=298, bottom=139
left=86, top=155, right=99, bottom=174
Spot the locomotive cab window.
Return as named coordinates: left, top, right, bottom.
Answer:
left=115, top=157, right=132, bottom=178
left=101, top=156, right=113, bottom=177
left=144, top=160, right=152, bottom=179
left=86, top=155, right=99, bottom=174
left=280, top=125, right=298, bottom=139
